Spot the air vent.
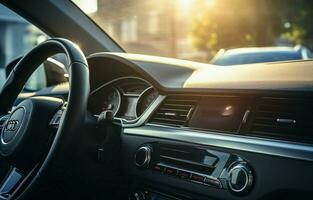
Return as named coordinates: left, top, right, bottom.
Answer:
left=248, top=97, right=313, bottom=143
left=150, top=95, right=199, bottom=127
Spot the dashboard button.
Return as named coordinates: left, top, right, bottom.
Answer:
left=190, top=174, right=205, bottom=184
left=151, top=164, right=164, bottom=172
left=204, top=177, right=222, bottom=188
left=177, top=170, right=191, bottom=180
left=164, top=167, right=177, bottom=176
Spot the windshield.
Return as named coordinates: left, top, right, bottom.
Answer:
left=72, top=0, right=313, bottom=64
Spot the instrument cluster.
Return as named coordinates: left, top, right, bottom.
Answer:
left=88, top=77, right=159, bottom=121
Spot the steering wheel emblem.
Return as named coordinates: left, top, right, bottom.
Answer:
left=4, top=120, right=19, bottom=131
left=1, top=107, right=25, bottom=145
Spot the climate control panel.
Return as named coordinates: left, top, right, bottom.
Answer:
left=134, top=142, right=254, bottom=195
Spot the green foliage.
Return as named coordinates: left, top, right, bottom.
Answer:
left=191, top=0, right=313, bottom=54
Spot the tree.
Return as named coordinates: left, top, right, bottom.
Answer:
left=190, top=0, right=313, bottom=56
left=280, top=0, right=313, bottom=49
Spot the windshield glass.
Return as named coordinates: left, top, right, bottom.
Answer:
left=72, top=0, right=313, bottom=64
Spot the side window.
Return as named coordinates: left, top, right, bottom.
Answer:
left=0, top=4, right=68, bottom=91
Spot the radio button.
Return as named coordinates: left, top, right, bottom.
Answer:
left=151, top=164, right=164, bottom=172
left=190, top=174, right=205, bottom=184
left=164, top=167, right=177, bottom=176
left=177, top=170, right=191, bottom=179
left=204, top=177, right=222, bottom=188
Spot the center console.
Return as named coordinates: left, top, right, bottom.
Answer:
left=130, top=142, right=254, bottom=199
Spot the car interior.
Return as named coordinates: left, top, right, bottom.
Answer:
left=0, top=0, right=313, bottom=200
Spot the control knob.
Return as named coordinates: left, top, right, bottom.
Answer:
left=135, top=145, right=152, bottom=169
left=228, top=162, right=253, bottom=194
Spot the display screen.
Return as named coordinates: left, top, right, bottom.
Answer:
left=189, top=96, right=251, bottom=132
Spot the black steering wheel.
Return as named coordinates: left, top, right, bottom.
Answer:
left=0, top=38, right=89, bottom=199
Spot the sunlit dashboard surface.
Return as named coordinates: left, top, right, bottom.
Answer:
left=88, top=77, right=158, bottom=120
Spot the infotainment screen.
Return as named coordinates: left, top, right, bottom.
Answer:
left=189, top=96, right=251, bottom=132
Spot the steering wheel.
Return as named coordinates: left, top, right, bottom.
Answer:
left=0, top=38, right=89, bottom=199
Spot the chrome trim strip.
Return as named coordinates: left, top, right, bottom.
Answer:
left=121, top=95, right=166, bottom=127
left=134, top=86, right=154, bottom=118
left=276, top=118, right=296, bottom=124
left=124, top=124, right=313, bottom=162
left=109, top=86, right=121, bottom=117
left=241, top=109, right=250, bottom=124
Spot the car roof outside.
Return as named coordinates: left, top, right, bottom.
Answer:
left=222, top=46, right=302, bottom=55
left=210, top=46, right=312, bottom=66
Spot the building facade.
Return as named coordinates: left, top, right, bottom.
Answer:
left=91, top=0, right=206, bottom=61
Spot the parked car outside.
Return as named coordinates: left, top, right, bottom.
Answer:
left=211, top=46, right=313, bottom=66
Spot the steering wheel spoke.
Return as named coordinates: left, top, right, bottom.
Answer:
left=49, top=102, right=67, bottom=129
left=0, top=167, right=24, bottom=199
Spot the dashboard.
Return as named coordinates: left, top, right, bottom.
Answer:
left=83, top=53, right=313, bottom=200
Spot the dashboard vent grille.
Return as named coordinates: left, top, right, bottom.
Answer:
left=150, top=95, right=199, bottom=127
left=248, top=97, right=313, bottom=143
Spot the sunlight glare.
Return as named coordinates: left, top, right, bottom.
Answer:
left=205, top=0, right=216, bottom=8
left=177, top=0, right=215, bottom=11
left=176, top=0, right=193, bottom=10
left=73, top=0, right=98, bottom=14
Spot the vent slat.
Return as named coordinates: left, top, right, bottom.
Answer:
left=150, top=95, right=199, bottom=127
left=155, top=113, right=188, bottom=117
left=153, top=118, right=187, bottom=123
left=166, top=99, right=198, bottom=103
left=161, top=105, right=191, bottom=108
left=159, top=108, right=191, bottom=112
left=248, top=97, right=313, bottom=143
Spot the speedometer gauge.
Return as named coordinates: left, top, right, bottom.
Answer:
left=136, top=87, right=159, bottom=117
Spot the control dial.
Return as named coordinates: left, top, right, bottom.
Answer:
left=228, top=162, right=253, bottom=194
left=135, top=145, right=152, bottom=169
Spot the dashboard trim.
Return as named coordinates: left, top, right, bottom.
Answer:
left=135, top=86, right=154, bottom=118
left=124, top=124, right=313, bottom=162
left=89, top=76, right=151, bottom=96
left=120, top=95, right=166, bottom=127
left=111, top=86, right=121, bottom=116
